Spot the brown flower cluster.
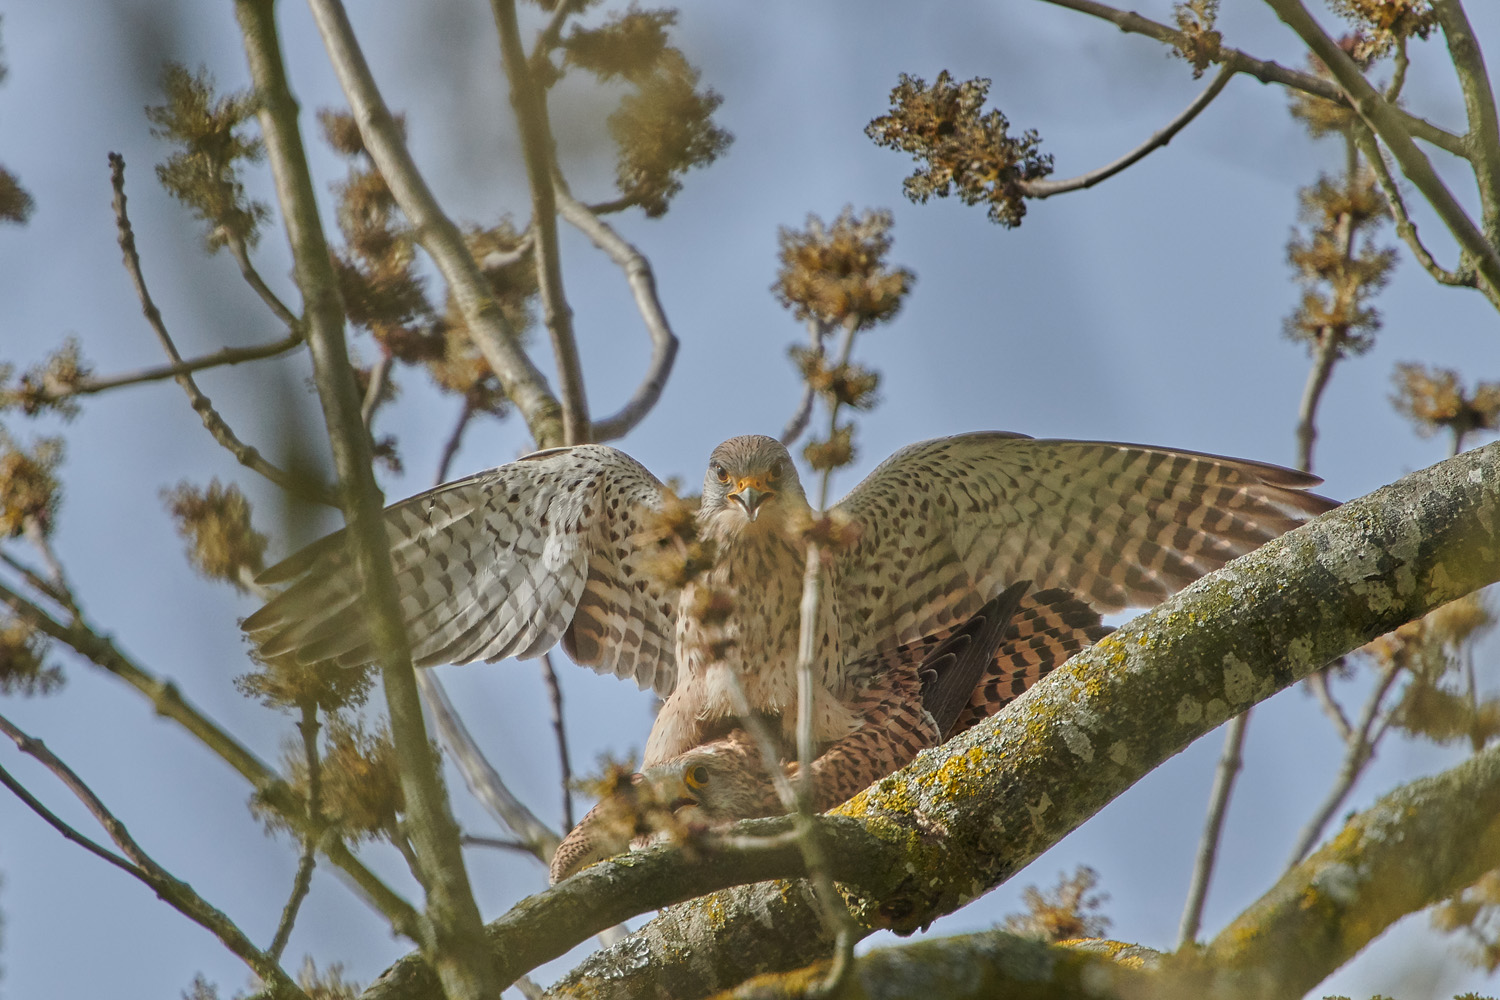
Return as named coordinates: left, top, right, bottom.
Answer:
left=1173, top=0, right=1223, bottom=78
left=773, top=207, right=914, bottom=331
left=1283, top=171, right=1395, bottom=357
left=1003, top=865, right=1112, bottom=943
left=803, top=424, right=854, bottom=474
left=564, top=8, right=732, bottom=217
left=0, top=616, right=62, bottom=696
left=1390, top=363, right=1500, bottom=447
left=0, top=338, right=91, bottom=419
left=146, top=64, right=268, bottom=252
left=1365, top=594, right=1500, bottom=751
left=0, top=432, right=62, bottom=538
left=789, top=347, right=880, bottom=412
left=162, top=479, right=268, bottom=591
left=1328, top=0, right=1435, bottom=60
left=866, top=71, right=1053, bottom=229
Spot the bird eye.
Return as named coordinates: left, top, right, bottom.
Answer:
left=685, top=764, right=710, bottom=789
left=767, top=461, right=782, bottom=484
left=713, top=464, right=729, bottom=484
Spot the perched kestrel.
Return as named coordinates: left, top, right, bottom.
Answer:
left=244, top=432, right=1333, bottom=774
left=548, top=586, right=1026, bottom=883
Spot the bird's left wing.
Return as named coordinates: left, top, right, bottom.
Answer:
left=242, top=444, right=681, bottom=695
left=830, top=432, right=1335, bottom=664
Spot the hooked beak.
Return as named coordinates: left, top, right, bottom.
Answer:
left=729, top=477, right=774, bottom=521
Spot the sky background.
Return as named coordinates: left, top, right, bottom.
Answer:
left=1, top=1, right=1498, bottom=997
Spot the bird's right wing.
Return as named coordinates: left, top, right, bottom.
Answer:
left=241, top=444, right=681, bottom=695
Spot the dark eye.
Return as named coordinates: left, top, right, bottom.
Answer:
left=713, top=464, right=729, bottom=483
left=767, top=461, right=782, bottom=484
left=686, top=764, right=710, bottom=789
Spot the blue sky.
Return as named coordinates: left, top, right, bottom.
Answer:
left=1, top=1, right=1497, bottom=997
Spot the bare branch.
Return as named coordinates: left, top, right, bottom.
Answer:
left=1307, top=667, right=1353, bottom=740
left=270, top=701, right=324, bottom=961
left=0, top=575, right=423, bottom=939
left=1432, top=0, right=1500, bottom=239
left=109, top=153, right=336, bottom=507
left=225, top=231, right=303, bottom=330
left=433, top=398, right=476, bottom=487
left=1285, top=657, right=1403, bottom=867
left=0, top=713, right=307, bottom=997
left=415, top=670, right=561, bottom=862
left=1262, top=0, right=1500, bottom=300
left=1038, top=0, right=1469, bottom=158
left=1176, top=709, right=1249, bottom=946
left=26, top=333, right=304, bottom=404
left=304, top=0, right=566, bottom=448
left=554, top=186, right=680, bottom=442
left=1022, top=63, right=1234, bottom=198
left=360, top=352, right=391, bottom=430
left=780, top=321, right=826, bottom=447
left=1354, top=123, right=1479, bottom=291
left=539, top=653, right=575, bottom=832
left=239, top=6, right=502, bottom=991
left=488, top=0, right=590, bottom=444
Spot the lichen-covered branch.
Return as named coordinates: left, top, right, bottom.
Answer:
left=543, top=442, right=1500, bottom=998
left=304, top=0, right=566, bottom=449
left=1201, top=741, right=1500, bottom=998
left=235, top=3, right=499, bottom=996
left=355, top=443, right=1500, bottom=1000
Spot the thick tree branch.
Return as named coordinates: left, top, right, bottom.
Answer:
left=304, top=0, right=566, bottom=449
left=1037, top=0, right=1469, bottom=158
left=235, top=4, right=499, bottom=996
left=1022, top=63, right=1234, bottom=198
left=553, top=186, right=680, bottom=442
left=360, top=443, right=1500, bottom=1000
left=1203, top=741, right=1500, bottom=997
left=1262, top=0, right=1500, bottom=299
left=489, top=0, right=589, bottom=444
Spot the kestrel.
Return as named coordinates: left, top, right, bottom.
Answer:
left=548, top=586, right=1027, bottom=883
left=244, top=432, right=1333, bottom=775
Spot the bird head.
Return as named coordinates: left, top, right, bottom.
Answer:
left=699, top=435, right=808, bottom=537
left=548, top=736, right=779, bottom=883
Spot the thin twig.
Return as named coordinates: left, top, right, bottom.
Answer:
left=461, top=834, right=535, bottom=852
left=434, top=398, right=476, bottom=486
left=415, top=670, right=562, bottom=861
left=0, top=550, right=72, bottom=615
left=305, top=0, right=566, bottom=448
left=1285, top=659, right=1403, bottom=866
left=269, top=700, right=324, bottom=961
left=1021, top=63, right=1234, bottom=198
left=1295, top=331, right=1342, bottom=472
left=28, top=334, right=305, bottom=405
left=360, top=352, right=392, bottom=430
left=1176, top=709, right=1249, bottom=946
left=1039, top=0, right=1469, bottom=157
left=554, top=185, right=680, bottom=442
left=21, top=520, right=77, bottom=619
left=225, top=231, right=304, bottom=331
left=1385, top=35, right=1410, bottom=103
left=540, top=652, right=575, bottom=831
left=0, top=576, right=423, bottom=939
left=0, top=713, right=306, bottom=996
left=781, top=321, right=827, bottom=447
left=1354, top=124, right=1475, bottom=288
left=489, top=0, right=590, bottom=444
left=1308, top=667, right=1353, bottom=741
left=529, top=0, right=581, bottom=62
left=108, top=154, right=337, bottom=507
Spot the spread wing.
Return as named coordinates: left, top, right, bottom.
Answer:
left=241, top=443, right=681, bottom=695
left=831, top=432, right=1336, bottom=664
